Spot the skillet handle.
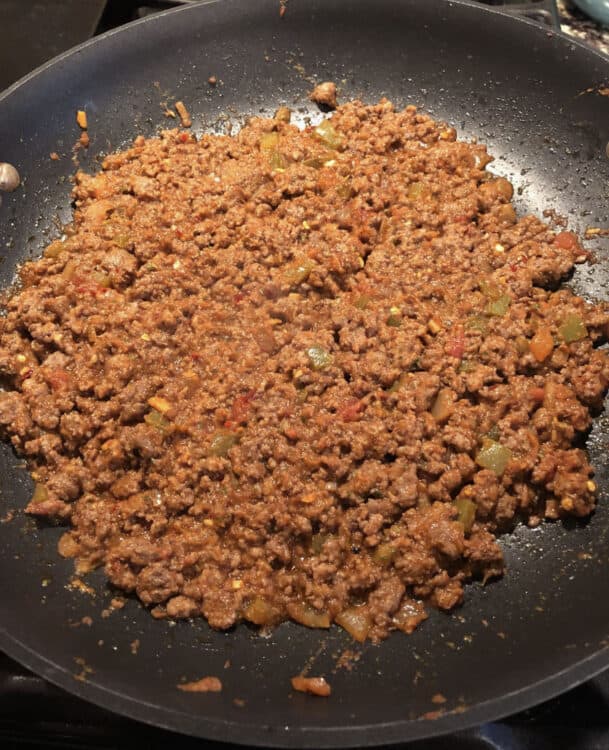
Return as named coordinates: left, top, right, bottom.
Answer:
left=493, top=1, right=561, bottom=30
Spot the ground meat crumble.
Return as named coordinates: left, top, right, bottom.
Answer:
left=0, top=98, right=607, bottom=643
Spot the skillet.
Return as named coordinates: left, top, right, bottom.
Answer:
left=0, top=0, right=608, bottom=745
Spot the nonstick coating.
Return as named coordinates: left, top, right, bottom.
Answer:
left=0, top=0, right=608, bottom=746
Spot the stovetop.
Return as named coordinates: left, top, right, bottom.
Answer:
left=2, top=1, right=609, bottom=748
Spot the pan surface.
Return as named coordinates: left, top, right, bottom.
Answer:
left=0, top=0, right=609, bottom=746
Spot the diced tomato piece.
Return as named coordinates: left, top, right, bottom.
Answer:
left=229, top=389, right=256, bottom=426
left=446, top=324, right=465, bottom=359
left=554, top=231, right=579, bottom=251
left=529, top=387, right=545, bottom=402
left=73, top=274, right=104, bottom=297
left=179, top=133, right=190, bottom=143
left=530, top=327, right=554, bottom=362
left=339, top=399, right=364, bottom=422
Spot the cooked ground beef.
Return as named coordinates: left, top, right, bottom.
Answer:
left=310, top=82, right=338, bottom=110
left=291, top=675, right=331, bottom=697
left=1, top=99, right=608, bottom=643
left=177, top=676, right=222, bottom=693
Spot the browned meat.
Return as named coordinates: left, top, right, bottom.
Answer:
left=309, top=81, right=338, bottom=109
left=177, top=676, right=222, bottom=693
left=291, top=675, right=331, bottom=697
left=0, top=98, right=607, bottom=643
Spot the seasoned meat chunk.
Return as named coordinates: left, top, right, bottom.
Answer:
left=309, top=81, right=338, bottom=110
